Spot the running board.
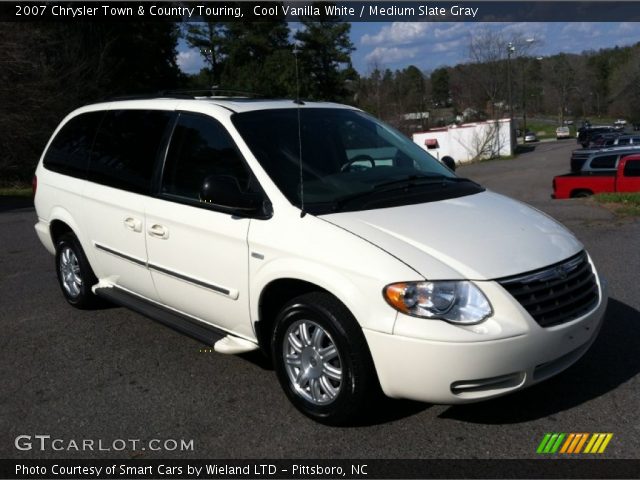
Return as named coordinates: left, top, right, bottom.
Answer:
left=94, top=286, right=256, bottom=351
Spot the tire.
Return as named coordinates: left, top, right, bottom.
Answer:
left=271, top=292, right=378, bottom=425
left=572, top=190, right=592, bottom=198
left=54, top=232, right=101, bottom=309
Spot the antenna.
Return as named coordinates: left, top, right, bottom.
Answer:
left=294, top=46, right=306, bottom=217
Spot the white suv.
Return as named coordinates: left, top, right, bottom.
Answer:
left=34, top=96, right=607, bottom=424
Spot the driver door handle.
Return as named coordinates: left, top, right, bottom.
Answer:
left=148, top=224, right=169, bottom=239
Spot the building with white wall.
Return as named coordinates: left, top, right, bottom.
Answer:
left=413, top=118, right=515, bottom=165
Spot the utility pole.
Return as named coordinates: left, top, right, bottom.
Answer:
left=520, top=39, right=537, bottom=137
left=507, top=42, right=515, bottom=120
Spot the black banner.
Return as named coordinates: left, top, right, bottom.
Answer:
left=4, top=1, right=640, bottom=22
left=2, top=459, right=640, bottom=479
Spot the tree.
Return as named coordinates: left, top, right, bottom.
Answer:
left=294, top=3, right=356, bottom=101
left=545, top=53, right=577, bottom=125
left=184, top=22, right=226, bottom=86
left=431, top=68, right=450, bottom=107
left=221, top=19, right=295, bottom=96
left=467, top=28, right=508, bottom=117
left=0, top=22, right=183, bottom=184
left=608, top=44, right=640, bottom=123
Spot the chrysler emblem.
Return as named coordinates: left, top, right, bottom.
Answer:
left=554, top=267, right=569, bottom=280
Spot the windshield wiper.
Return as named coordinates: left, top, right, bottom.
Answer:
left=331, top=175, right=474, bottom=212
left=373, top=174, right=470, bottom=191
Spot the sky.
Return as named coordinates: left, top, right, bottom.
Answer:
left=176, top=22, right=640, bottom=76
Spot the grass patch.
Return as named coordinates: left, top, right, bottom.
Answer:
left=594, top=192, right=640, bottom=216
left=524, top=121, right=566, bottom=139
left=0, top=186, right=32, bottom=197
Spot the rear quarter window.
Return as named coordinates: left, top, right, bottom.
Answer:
left=623, top=160, right=640, bottom=177
left=43, top=111, right=104, bottom=178
left=590, top=155, right=618, bottom=169
left=88, top=109, right=172, bottom=194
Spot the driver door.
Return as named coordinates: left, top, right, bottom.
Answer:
left=144, top=112, right=253, bottom=338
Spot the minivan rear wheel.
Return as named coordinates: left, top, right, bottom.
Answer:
left=55, top=233, right=100, bottom=309
left=271, top=292, right=378, bottom=425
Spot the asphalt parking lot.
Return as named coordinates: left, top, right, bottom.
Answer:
left=1, top=139, right=639, bottom=460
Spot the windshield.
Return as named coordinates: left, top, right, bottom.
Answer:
left=232, top=108, right=483, bottom=214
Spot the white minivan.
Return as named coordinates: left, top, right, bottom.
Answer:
left=34, top=96, right=607, bottom=424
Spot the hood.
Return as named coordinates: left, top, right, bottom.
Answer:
left=321, top=191, right=583, bottom=280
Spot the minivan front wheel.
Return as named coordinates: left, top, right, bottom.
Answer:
left=272, top=292, right=377, bottom=425
left=55, top=233, right=100, bottom=309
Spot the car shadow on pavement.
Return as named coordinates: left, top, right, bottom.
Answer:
left=238, top=352, right=431, bottom=426
left=439, top=298, right=640, bottom=424
left=354, top=397, right=431, bottom=426
left=515, top=144, right=536, bottom=154
left=0, top=196, right=33, bottom=213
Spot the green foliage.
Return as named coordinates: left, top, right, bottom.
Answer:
left=183, top=22, right=225, bottom=85
left=354, top=65, right=429, bottom=132
left=595, top=192, right=640, bottom=216
left=431, top=68, right=450, bottom=107
left=524, top=122, right=557, bottom=138
left=0, top=186, right=32, bottom=196
left=0, top=22, right=183, bottom=183
left=182, top=9, right=358, bottom=102
left=221, top=20, right=295, bottom=96
left=294, top=3, right=356, bottom=102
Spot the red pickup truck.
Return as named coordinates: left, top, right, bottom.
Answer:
left=553, top=154, right=640, bottom=199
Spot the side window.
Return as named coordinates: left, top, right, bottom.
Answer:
left=43, top=112, right=103, bottom=178
left=88, top=110, right=172, bottom=194
left=623, top=160, right=640, bottom=177
left=161, top=113, right=250, bottom=201
left=618, top=138, right=630, bottom=145
left=590, top=155, right=617, bottom=169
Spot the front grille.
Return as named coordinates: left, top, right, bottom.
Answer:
left=497, top=252, right=599, bottom=328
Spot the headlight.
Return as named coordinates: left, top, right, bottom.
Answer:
left=383, top=281, right=492, bottom=324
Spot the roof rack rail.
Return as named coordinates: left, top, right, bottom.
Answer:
left=104, top=87, right=265, bottom=103
left=107, top=93, right=194, bottom=101
left=162, top=88, right=264, bottom=98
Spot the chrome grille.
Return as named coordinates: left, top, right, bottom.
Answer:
left=497, top=252, right=599, bottom=328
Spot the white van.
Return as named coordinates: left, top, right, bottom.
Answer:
left=34, top=97, right=607, bottom=424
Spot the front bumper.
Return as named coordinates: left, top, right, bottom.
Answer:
left=364, top=279, right=608, bottom=404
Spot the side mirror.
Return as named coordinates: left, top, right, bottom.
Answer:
left=199, top=175, right=263, bottom=215
left=441, top=156, right=456, bottom=171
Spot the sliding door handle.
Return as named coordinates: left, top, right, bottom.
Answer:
left=148, top=224, right=169, bottom=239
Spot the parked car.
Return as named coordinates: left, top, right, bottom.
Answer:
left=556, top=126, right=571, bottom=139
left=524, top=131, right=538, bottom=142
left=570, top=146, right=640, bottom=172
left=554, top=153, right=640, bottom=198
left=610, top=135, right=640, bottom=147
left=614, top=118, right=627, bottom=126
left=33, top=96, right=607, bottom=424
left=577, top=126, right=616, bottom=148
left=588, top=132, right=622, bottom=149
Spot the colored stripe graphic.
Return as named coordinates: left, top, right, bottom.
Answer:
left=536, top=434, right=552, bottom=454
left=537, top=433, right=565, bottom=454
left=573, top=433, right=589, bottom=453
left=537, top=433, right=613, bottom=454
left=584, top=433, right=614, bottom=454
